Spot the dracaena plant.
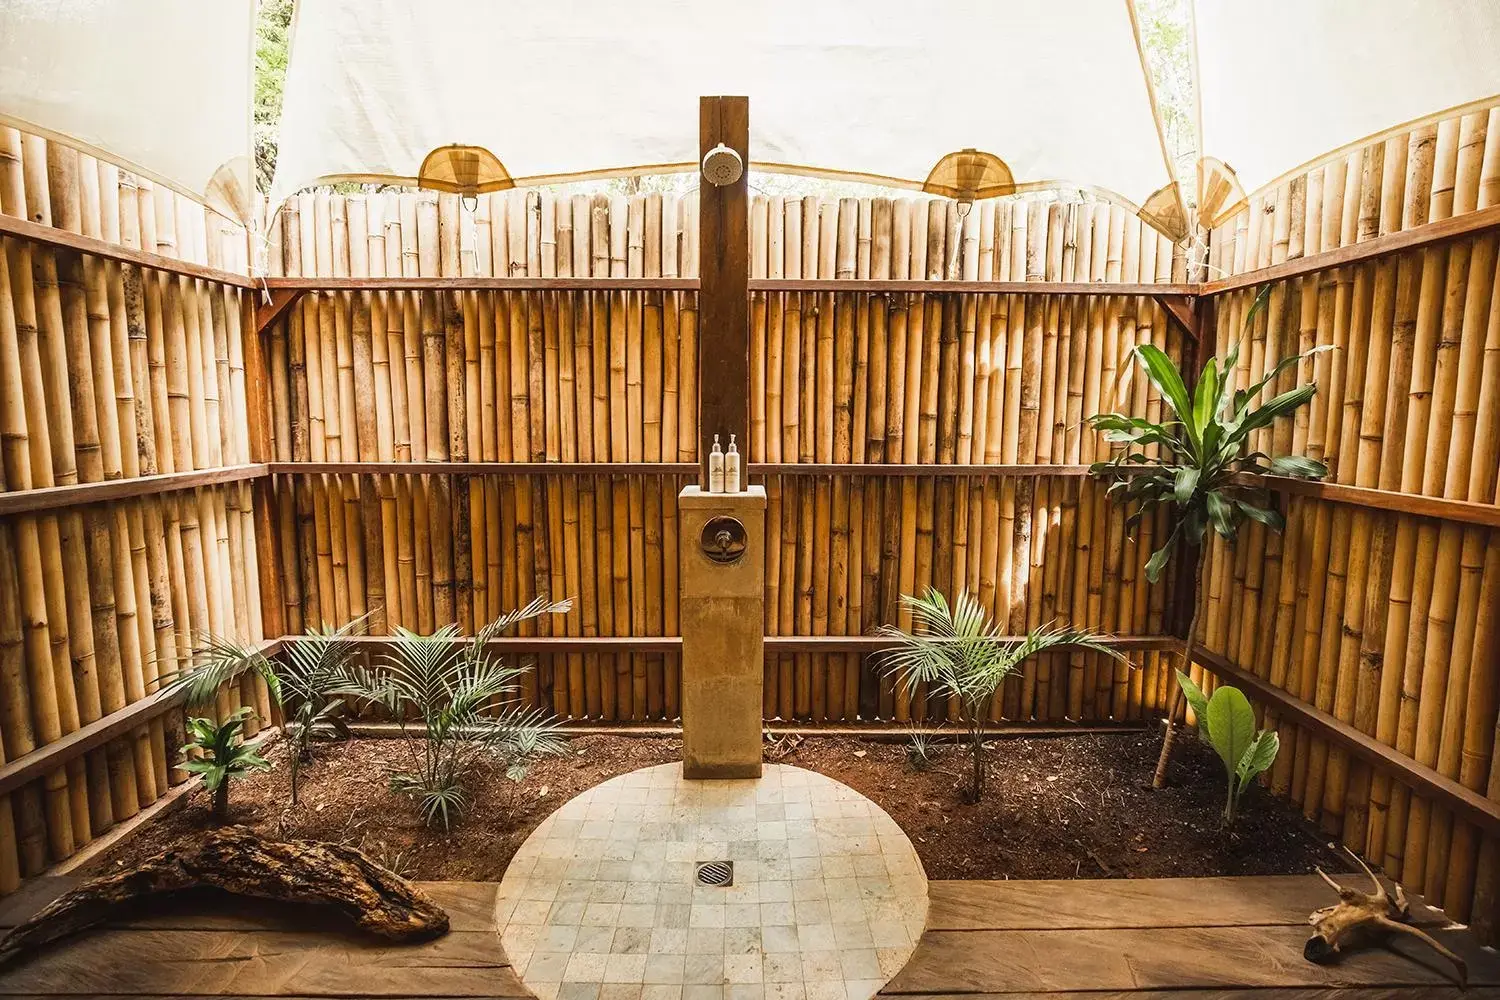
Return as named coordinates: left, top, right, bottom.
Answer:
left=1174, top=671, right=1279, bottom=826
left=1088, top=287, right=1327, bottom=790
left=164, top=613, right=369, bottom=806
left=879, top=589, right=1125, bottom=803
left=334, top=598, right=571, bottom=831
left=180, top=707, right=271, bottom=821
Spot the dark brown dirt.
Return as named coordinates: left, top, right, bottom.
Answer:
left=83, top=730, right=1344, bottom=882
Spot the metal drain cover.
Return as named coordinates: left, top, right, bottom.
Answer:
left=695, top=860, right=733, bottom=887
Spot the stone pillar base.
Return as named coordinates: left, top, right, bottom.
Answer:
left=677, top=485, right=765, bottom=779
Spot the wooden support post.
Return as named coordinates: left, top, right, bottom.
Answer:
left=255, top=287, right=305, bottom=336
left=697, top=95, right=750, bottom=487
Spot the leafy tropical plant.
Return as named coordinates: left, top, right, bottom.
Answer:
left=1088, top=288, right=1327, bottom=789
left=1174, top=671, right=1279, bottom=826
left=905, top=728, right=939, bottom=773
left=180, top=708, right=272, bottom=821
left=164, top=614, right=368, bottom=805
left=335, top=598, right=571, bottom=830
left=879, top=589, right=1125, bottom=803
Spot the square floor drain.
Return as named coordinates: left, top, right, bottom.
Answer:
left=695, top=860, right=734, bottom=887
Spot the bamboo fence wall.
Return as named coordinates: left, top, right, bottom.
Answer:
left=0, top=128, right=266, bottom=889
left=1198, top=101, right=1500, bottom=932
left=262, top=189, right=1189, bottom=727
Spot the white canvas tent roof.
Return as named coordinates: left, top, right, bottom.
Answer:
left=0, top=0, right=254, bottom=222
left=4, top=0, right=1500, bottom=241
left=266, top=0, right=1188, bottom=237
left=1194, top=0, right=1500, bottom=224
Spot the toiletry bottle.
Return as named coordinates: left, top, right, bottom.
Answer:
left=709, top=434, right=725, bottom=493
left=726, top=434, right=741, bottom=493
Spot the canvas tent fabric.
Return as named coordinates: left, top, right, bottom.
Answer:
left=1194, top=0, right=1500, bottom=223
left=268, top=0, right=1187, bottom=236
left=0, top=0, right=255, bottom=222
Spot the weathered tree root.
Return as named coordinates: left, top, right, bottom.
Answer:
left=1305, top=847, right=1467, bottom=989
left=0, top=826, right=449, bottom=965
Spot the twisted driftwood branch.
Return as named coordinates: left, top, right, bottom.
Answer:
left=0, top=826, right=448, bottom=965
left=1305, top=847, right=1467, bottom=989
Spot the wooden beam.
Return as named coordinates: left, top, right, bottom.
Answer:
left=1202, top=203, right=1500, bottom=295
left=0, top=210, right=254, bottom=288
left=0, top=463, right=268, bottom=517
left=261, top=276, right=699, bottom=292
left=750, top=462, right=1102, bottom=477
left=0, top=640, right=282, bottom=798
left=1154, top=293, right=1201, bottom=341
left=1235, top=472, right=1500, bottom=529
left=698, top=95, right=751, bottom=486
left=764, top=634, right=1177, bottom=653
left=1194, top=647, right=1500, bottom=837
left=254, top=287, right=305, bottom=335
left=754, top=279, right=1198, bottom=296
left=266, top=461, right=699, bottom=476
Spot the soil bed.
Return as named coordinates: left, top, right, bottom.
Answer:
left=84, top=731, right=1344, bottom=882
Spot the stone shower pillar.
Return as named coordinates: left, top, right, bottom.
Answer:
left=677, top=484, right=765, bottom=778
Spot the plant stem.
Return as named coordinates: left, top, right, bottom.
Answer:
left=1154, top=543, right=1204, bottom=789
left=213, top=780, right=230, bottom=822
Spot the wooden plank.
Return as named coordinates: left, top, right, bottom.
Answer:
left=1202, top=203, right=1500, bottom=295
left=263, top=276, right=698, bottom=292
left=0, top=881, right=495, bottom=933
left=1195, top=647, right=1500, bottom=837
left=1241, top=473, right=1500, bottom=530
left=697, top=95, right=751, bottom=486
left=924, top=875, right=1449, bottom=931
left=751, top=279, right=1198, bottom=296
left=749, top=463, right=1100, bottom=477
left=0, top=640, right=281, bottom=798
left=0, top=463, right=269, bottom=516
left=0, top=211, right=255, bottom=288
left=764, top=635, right=1175, bottom=653
left=323, top=635, right=684, bottom=654
left=881, top=991, right=1487, bottom=1000
left=267, top=461, right=699, bottom=476
left=0, top=928, right=525, bottom=997
left=883, top=925, right=1496, bottom=994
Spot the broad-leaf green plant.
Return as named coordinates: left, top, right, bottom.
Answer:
left=335, top=598, right=571, bottom=830
left=164, top=613, right=368, bottom=805
left=1088, top=287, right=1327, bottom=789
left=1174, top=671, right=1279, bottom=826
left=879, top=589, right=1125, bottom=803
left=180, top=707, right=272, bottom=821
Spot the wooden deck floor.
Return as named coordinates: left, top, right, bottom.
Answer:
left=0, top=875, right=1494, bottom=999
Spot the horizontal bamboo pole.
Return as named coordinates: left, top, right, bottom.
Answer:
left=0, top=639, right=283, bottom=799
left=1202, top=202, right=1500, bottom=294
left=0, top=464, right=267, bottom=516
left=0, top=209, right=253, bottom=288
left=1194, top=647, right=1500, bottom=838
left=263, top=276, right=700, bottom=292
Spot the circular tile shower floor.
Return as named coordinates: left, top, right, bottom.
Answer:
left=496, top=762, right=929, bottom=1000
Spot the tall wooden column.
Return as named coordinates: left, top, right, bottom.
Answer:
left=697, top=95, right=749, bottom=486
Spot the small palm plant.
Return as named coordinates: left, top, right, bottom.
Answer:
left=1088, top=289, right=1327, bottom=789
left=335, top=598, right=571, bottom=830
left=879, top=589, right=1124, bottom=803
left=180, top=707, right=271, bottom=821
left=164, top=614, right=367, bottom=805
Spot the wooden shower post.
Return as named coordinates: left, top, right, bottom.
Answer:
left=697, top=95, right=750, bottom=487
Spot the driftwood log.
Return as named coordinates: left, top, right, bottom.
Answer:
left=1305, top=849, right=1467, bottom=989
left=0, top=827, right=449, bottom=965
